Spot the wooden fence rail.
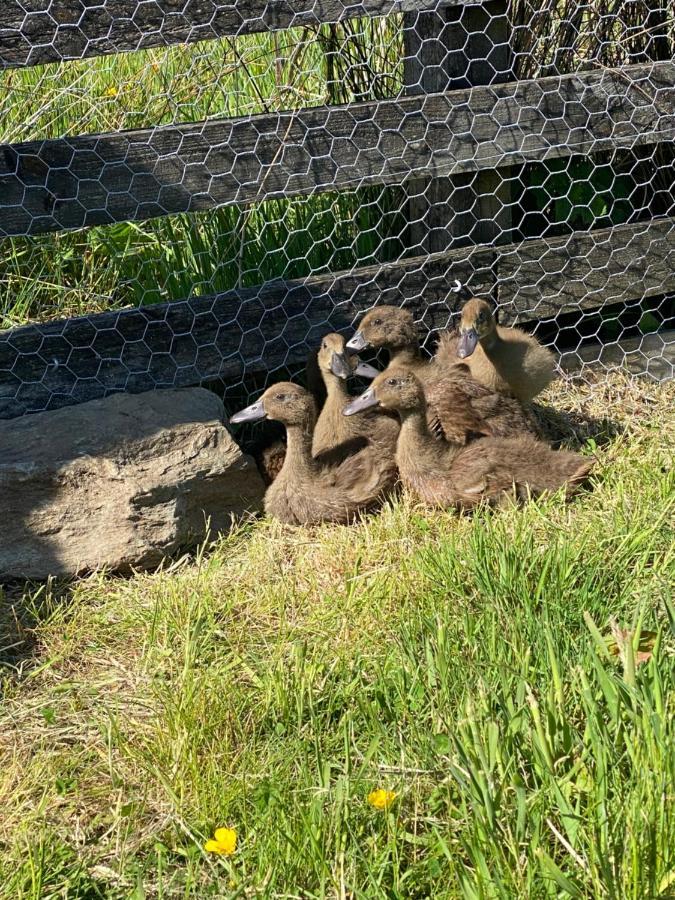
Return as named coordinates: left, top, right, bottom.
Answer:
left=1, top=61, right=674, bottom=237
left=1, top=0, right=434, bottom=70
left=2, top=214, right=673, bottom=418
left=1, top=0, right=673, bottom=420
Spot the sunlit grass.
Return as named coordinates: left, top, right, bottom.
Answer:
left=1, top=374, right=673, bottom=898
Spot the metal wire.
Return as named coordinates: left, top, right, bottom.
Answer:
left=0, top=1, right=673, bottom=418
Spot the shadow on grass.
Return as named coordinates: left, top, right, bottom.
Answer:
left=530, top=401, right=624, bottom=450
left=0, top=580, right=61, bottom=683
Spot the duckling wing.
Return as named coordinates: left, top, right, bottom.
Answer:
left=424, top=375, right=494, bottom=443
left=468, top=389, right=536, bottom=439
left=427, top=368, right=535, bottom=440
left=450, top=437, right=592, bottom=503
left=326, top=445, right=397, bottom=505
left=315, top=435, right=369, bottom=467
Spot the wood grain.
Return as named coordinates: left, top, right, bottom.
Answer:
left=1, top=61, right=672, bottom=237
left=404, top=0, right=514, bottom=254
left=1, top=215, right=673, bottom=418
left=1, top=0, right=431, bottom=69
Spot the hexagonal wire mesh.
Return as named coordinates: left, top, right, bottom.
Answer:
left=0, top=0, right=673, bottom=423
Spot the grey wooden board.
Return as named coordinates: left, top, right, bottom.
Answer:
left=1, top=215, right=673, bottom=418
left=404, top=0, right=514, bottom=254
left=0, top=0, right=435, bottom=70
left=560, top=329, right=675, bottom=383
left=1, top=61, right=673, bottom=237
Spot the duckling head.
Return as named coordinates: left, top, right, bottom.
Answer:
left=229, top=382, right=317, bottom=428
left=317, top=333, right=352, bottom=379
left=457, top=298, right=497, bottom=358
left=346, top=306, right=418, bottom=354
left=316, top=332, right=380, bottom=381
left=343, top=368, right=424, bottom=417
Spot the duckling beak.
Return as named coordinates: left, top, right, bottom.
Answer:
left=228, top=399, right=266, bottom=425
left=346, top=330, right=368, bottom=352
left=457, top=328, right=479, bottom=359
left=329, top=351, right=352, bottom=380
left=354, top=360, right=380, bottom=380
left=343, top=387, right=379, bottom=416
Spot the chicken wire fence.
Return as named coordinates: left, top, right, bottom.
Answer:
left=0, top=0, right=673, bottom=420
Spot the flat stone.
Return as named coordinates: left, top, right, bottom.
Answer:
left=0, top=387, right=264, bottom=579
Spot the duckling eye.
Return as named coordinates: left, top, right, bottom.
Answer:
left=372, top=317, right=383, bottom=326
left=386, top=377, right=399, bottom=387
left=275, top=393, right=287, bottom=402
left=321, top=340, right=327, bottom=349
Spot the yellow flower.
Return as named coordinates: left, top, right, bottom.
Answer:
left=203, top=826, right=237, bottom=855
left=105, top=86, right=118, bottom=97
left=367, top=789, right=397, bottom=810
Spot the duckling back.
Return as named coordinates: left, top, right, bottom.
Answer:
left=471, top=327, right=556, bottom=402
left=400, top=433, right=592, bottom=509
left=422, top=362, right=537, bottom=443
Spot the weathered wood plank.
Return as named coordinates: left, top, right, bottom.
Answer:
left=404, top=0, right=514, bottom=254
left=1, top=215, right=673, bottom=418
left=0, top=0, right=432, bottom=70
left=1, top=61, right=673, bottom=237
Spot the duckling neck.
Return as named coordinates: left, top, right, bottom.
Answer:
left=398, top=410, right=439, bottom=455
left=388, top=346, right=422, bottom=368
left=324, top=376, right=350, bottom=402
left=282, top=423, right=319, bottom=477
left=479, top=328, right=501, bottom=354
left=397, top=409, right=460, bottom=466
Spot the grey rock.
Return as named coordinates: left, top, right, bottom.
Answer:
left=0, top=388, right=264, bottom=579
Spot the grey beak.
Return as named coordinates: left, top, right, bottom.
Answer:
left=329, top=351, right=352, bottom=380
left=228, top=399, right=266, bottom=425
left=343, top=387, right=379, bottom=416
left=354, top=360, right=380, bottom=380
left=457, top=329, right=479, bottom=359
left=346, top=331, right=368, bottom=352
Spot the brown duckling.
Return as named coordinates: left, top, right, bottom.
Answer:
left=344, top=369, right=593, bottom=509
left=312, top=333, right=399, bottom=457
left=254, top=342, right=376, bottom=484
left=437, top=294, right=556, bottom=402
left=229, top=382, right=396, bottom=525
left=254, top=439, right=287, bottom=486
left=346, top=305, right=536, bottom=443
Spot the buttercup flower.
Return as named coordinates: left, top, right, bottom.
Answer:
left=367, top=789, right=397, bottom=810
left=204, top=826, right=237, bottom=855
left=105, top=86, right=118, bottom=97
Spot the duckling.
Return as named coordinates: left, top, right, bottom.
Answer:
left=344, top=369, right=593, bottom=509
left=346, top=305, right=536, bottom=443
left=346, top=305, right=428, bottom=373
left=312, top=333, right=399, bottom=457
left=437, top=294, right=556, bottom=402
left=253, top=342, right=374, bottom=484
left=229, top=382, right=397, bottom=525
left=254, top=438, right=287, bottom=486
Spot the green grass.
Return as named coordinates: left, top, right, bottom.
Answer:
left=1, top=374, right=674, bottom=898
